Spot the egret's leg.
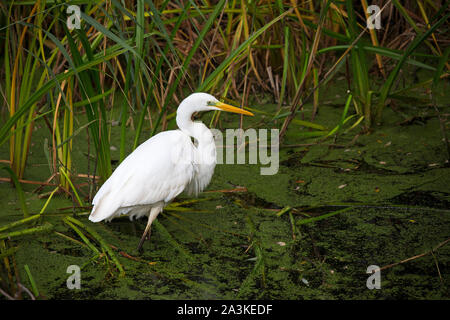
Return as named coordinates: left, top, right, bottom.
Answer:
left=137, top=219, right=152, bottom=253
left=137, top=206, right=162, bottom=253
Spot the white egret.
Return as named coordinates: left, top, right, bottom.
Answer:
left=88, top=93, right=253, bottom=252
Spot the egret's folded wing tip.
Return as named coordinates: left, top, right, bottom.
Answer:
left=88, top=210, right=102, bottom=223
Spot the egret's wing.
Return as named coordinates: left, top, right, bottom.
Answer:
left=89, top=130, right=195, bottom=222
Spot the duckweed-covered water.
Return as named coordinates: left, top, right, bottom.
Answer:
left=0, top=80, right=449, bottom=299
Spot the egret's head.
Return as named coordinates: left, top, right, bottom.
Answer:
left=178, top=92, right=254, bottom=116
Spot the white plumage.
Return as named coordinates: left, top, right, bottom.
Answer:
left=88, top=92, right=253, bottom=251
left=90, top=131, right=196, bottom=222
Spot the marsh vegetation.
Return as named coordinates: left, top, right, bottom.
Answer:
left=0, top=0, right=449, bottom=299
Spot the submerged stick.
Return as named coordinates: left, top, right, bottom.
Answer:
left=379, top=238, right=450, bottom=272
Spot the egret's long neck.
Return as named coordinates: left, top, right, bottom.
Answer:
left=176, top=104, right=196, bottom=136
left=176, top=97, right=217, bottom=169
left=176, top=105, right=214, bottom=146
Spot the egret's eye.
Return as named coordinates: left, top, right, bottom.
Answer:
left=206, top=101, right=216, bottom=107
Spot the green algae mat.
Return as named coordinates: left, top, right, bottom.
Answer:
left=0, top=99, right=449, bottom=300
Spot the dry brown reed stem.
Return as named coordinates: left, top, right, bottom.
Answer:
left=379, top=238, right=450, bottom=272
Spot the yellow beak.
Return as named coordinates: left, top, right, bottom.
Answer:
left=214, top=101, right=254, bottom=116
